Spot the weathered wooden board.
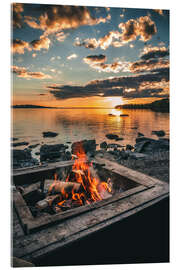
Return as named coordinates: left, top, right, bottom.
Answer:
left=94, top=157, right=158, bottom=187
left=12, top=158, right=169, bottom=263
left=13, top=180, right=169, bottom=262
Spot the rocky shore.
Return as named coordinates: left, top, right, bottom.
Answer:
left=12, top=131, right=169, bottom=183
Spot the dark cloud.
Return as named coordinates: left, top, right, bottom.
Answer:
left=140, top=46, right=169, bottom=60
left=130, top=59, right=169, bottom=73
left=83, top=54, right=107, bottom=64
left=12, top=3, right=24, bottom=28
left=24, top=5, right=110, bottom=36
left=119, top=16, right=157, bottom=43
left=47, top=67, right=169, bottom=100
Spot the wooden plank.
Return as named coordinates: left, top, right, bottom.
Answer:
left=25, top=185, right=148, bottom=233
left=13, top=182, right=168, bottom=260
left=94, top=157, right=158, bottom=187
left=12, top=159, right=87, bottom=185
left=13, top=190, right=34, bottom=234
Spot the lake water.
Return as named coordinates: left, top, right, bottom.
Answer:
left=12, top=108, right=169, bottom=155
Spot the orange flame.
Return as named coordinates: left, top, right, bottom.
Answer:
left=49, top=142, right=112, bottom=209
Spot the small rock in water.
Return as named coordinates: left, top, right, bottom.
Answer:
left=105, top=134, right=119, bottom=140
left=120, top=114, right=129, bottom=117
left=42, top=131, right=59, bottom=138
left=12, top=137, right=18, bottom=141
left=137, top=132, right=144, bottom=137
left=152, top=130, right=166, bottom=137
left=28, top=144, right=39, bottom=149
left=115, top=137, right=124, bottom=141
left=12, top=141, right=29, bottom=147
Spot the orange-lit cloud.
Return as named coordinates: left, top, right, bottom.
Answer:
left=75, top=16, right=157, bottom=51
left=67, top=54, right=78, bottom=60
left=154, top=9, right=164, bottom=15
left=12, top=65, right=52, bottom=79
left=130, top=59, right=169, bottom=73
left=84, top=55, right=130, bottom=73
left=119, top=16, right=157, bottom=42
left=24, top=5, right=111, bottom=37
left=140, top=46, right=169, bottom=60
left=12, top=39, right=31, bottom=54
left=56, top=32, right=69, bottom=42
left=30, top=37, right=51, bottom=51
left=12, top=3, right=24, bottom=28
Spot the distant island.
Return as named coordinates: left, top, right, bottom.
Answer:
left=12, top=104, right=57, bottom=109
left=115, top=98, right=169, bottom=113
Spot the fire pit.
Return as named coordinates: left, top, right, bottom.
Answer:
left=12, top=151, right=169, bottom=264
left=13, top=145, right=157, bottom=235
left=13, top=152, right=142, bottom=233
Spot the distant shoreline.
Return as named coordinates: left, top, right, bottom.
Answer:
left=12, top=105, right=113, bottom=109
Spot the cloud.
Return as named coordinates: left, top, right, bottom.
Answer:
left=24, top=5, right=110, bottom=36
left=75, top=16, right=157, bottom=51
left=140, top=46, right=169, bottom=60
left=119, top=16, right=157, bottom=42
left=154, top=9, right=164, bottom=15
left=83, top=54, right=128, bottom=73
left=83, top=54, right=107, bottom=64
left=12, top=39, right=31, bottom=54
left=130, top=59, right=169, bottom=73
left=119, top=19, right=139, bottom=42
left=75, top=31, right=122, bottom=50
left=56, top=32, right=69, bottom=42
left=83, top=54, right=129, bottom=73
left=12, top=3, right=24, bottom=28
left=67, top=54, right=78, bottom=60
left=74, top=37, right=99, bottom=49
left=12, top=65, right=52, bottom=79
left=12, top=37, right=51, bottom=55
left=47, top=67, right=169, bottom=100
left=30, top=37, right=51, bottom=51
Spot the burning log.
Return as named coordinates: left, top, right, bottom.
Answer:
left=44, top=180, right=82, bottom=196
left=36, top=195, right=61, bottom=210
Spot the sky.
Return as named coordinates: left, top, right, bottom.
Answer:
left=11, top=3, right=169, bottom=107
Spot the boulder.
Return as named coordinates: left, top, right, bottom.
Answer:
left=137, top=132, right=144, bottom=137
left=40, top=144, right=68, bottom=162
left=13, top=149, right=32, bottom=161
left=152, top=130, right=166, bottom=137
left=100, top=141, right=108, bottom=149
left=126, top=144, right=134, bottom=151
left=105, top=134, right=119, bottom=140
left=12, top=149, right=39, bottom=168
left=107, top=143, right=124, bottom=149
left=134, top=138, right=169, bottom=154
left=42, top=131, right=59, bottom=138
left=71, top=139, right=96, bottom=155
left=136, top=137, right=156, bottom=144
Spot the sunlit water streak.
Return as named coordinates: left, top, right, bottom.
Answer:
left=12, top=108, right=169, bottom=156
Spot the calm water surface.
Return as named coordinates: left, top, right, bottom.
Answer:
left=12, top=108, right=169, bottom=153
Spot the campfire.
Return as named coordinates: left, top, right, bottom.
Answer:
left=19, top=143, right=113, bottom=217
